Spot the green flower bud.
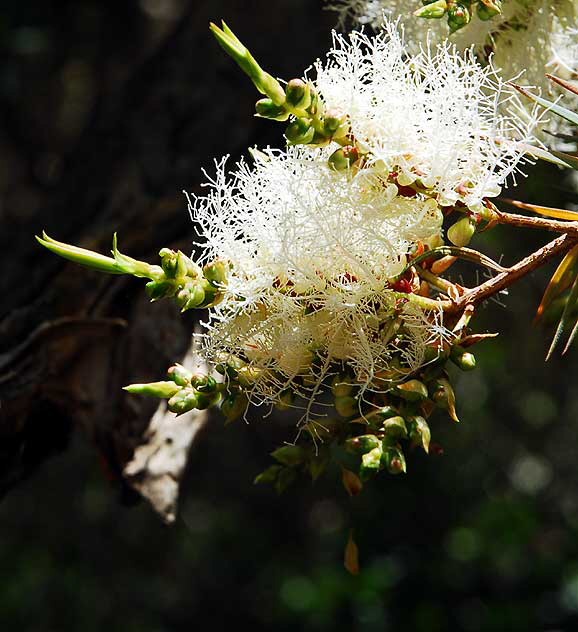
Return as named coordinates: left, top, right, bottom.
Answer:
left=323, top=108, right=348, bottom=137
left=448, top=2, right=472, bottom=32
left=360, top=444, right=383, bottom=480
left=194, top=391, right=219, bottom=410
left=146, top=280, right=174, bottom=300
left=176, top=284, right=206, bottom=311
left=407, top=415, right=431, bottom=453
left=159, top=248, right=179, bottom=277
left=447, top=215, right=477, bottom=247
left=285, top=78, right=311, bottom=110
left=451, top=345, right=477, bottom=371
left=255, top=98, right=289, bottom=121
left=237, top=365, right=265, bottom=387
left=477, top=0, right=501, bottom=20
left=193, top=375, right=217, bottom=392
left=167, top=363, right=193, bottom=387
left=168, top=388, right=199, bottom=415
left=328, top=146, right=359, bottom=171
left=203, top=259, right=230, bottom=286
left=382, top=415, right=408, bottom=439
left=370, top=405, right=399, bottom=422
left=335, top=395, right=358, bottom=418
left=381, top=446, right=407, bottom=474
left=345, top=434, right=381, bottom=455
left=271, top=444, right=306, bottom=466
left=414, top=0, right=448, bottom=18
left=395, top=379, right=428, bottom=402
left=220, top=392, right=249, bottom=423
left=431, top=377, right=459, bottom=422
left=284, top=118, right=316, bottom=145
left=123, top=380, right=181, bottom=398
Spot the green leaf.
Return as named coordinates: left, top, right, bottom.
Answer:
left=546, top=272, right=578, bottom=360
left=536, top=244, right=578, bottom=321
left=123, top=381, right=181, bottom=398
left=519, top=143, right=578, bottom=170
left=510, top=83, right=578, bottom=127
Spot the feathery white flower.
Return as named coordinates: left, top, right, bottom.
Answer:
left=189, top=146, right=448, bottom=410
left=311, top=23, right=537, bottom=209
left=327, top=1, right=578, bottom=139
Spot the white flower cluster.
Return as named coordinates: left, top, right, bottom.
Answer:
left=312, top=24, right=537, bottom=209
left=327, top=1, right=578, bottom=138
left=190, top=147, right=446, bottom=409
left=187, top=20, right=536, bottom=413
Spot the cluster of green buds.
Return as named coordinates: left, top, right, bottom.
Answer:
left=36, top=232, right=229, bottom=311
left=210, top=21, right=356, bottom=167
left=415, top=0, right=503, bottom=31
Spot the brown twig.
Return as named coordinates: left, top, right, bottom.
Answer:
left=450, top=233, right=578, bottom=313
left=492, top=209, right=578, bottom=234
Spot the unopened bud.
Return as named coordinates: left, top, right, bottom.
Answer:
left=451, top=346, right=476, bottom=371
left=328, top=146, right=359, bottom=171
left=285, top=78, right=311, bottom=110
left=168, top=387, right=199, bottom=415
left=360, top=444, right=383, bottom=480
left=382, top=415, right=408, bottom=439
left=285, top=118, right=315, bottom=145
left=203, top=259, right=229, bottom=285
left=395, top=379, right=428, bottom=402
left=345, top=434, right=381, bottom=455
left=431, top=377, right=459, bottom=422
left=123, top=380, right=180, bottom=398
left=146, top=280, right=174, bottom=300
left=167, top=363, right=193, bottom=387
left=159, top=248, right=179, bottom=277
left=381, top=446, right=407, bottom=474
left=447, top=215, right=476, bottom=247
left=407, top=415, right=431, bottom=453
left=448, top=2, right=472, bottom=32
left=195, top=391, right=219, bottom=410
left=271, top=444, right=305, bottom=466
left=335, top=395, right=358, bottom=418
left=477, top=0, right=502, bottom=20
left=193, top=375, right=217, bottom=392
left=220, top=392, right=248, bottom=423
left=323, top=108, right=348, bottom=138
left=176, top=283, right=206, bottom=311
left=414, top=0, right=447, bottom=18
left=255, top=98, right=289, bottom=121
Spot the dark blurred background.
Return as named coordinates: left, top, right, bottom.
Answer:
left=1, top=1, right=578, bottom=631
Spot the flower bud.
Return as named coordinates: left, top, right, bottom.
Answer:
left=335, top=395, right=357, bottom=418
left=447, top=215, right=476, bottom=247
left=178, top=285, right=206, bottom=311
left=168, top=387, right=199, bottom=415
left=284, top=118, right=316, bottom=145
left=323, top=108, right=348, bottom=137
left=395, top=379, right=428, bottom=402
left=476, top=0, right=501, bottom=20
left=123, top=381, right=181, bottom=398
left=284, top=78, right=311, bottom=110
left=345, top=434, right=381, bottom=455
left=203, top=259, right=229, bottom=286
left=448, top=2, right=472, bottom=32
left=237, top=365, right=265, bottom=387
left=271, top=444, right=305, bottom=466
left=167, top=363, right=193, bottom=387
left=255, top=98, right=289, bottom=121
left=328, top=146, right=359, bottom=171
left=193, top=375, right=217, bottom=393
left=431, top=377, right=459, bottom=422
left=159, top=248, right=178, bottom=277
left=414, top=0, right=447, bottom=18
left=407, top=415, right=431, bottom=453
left=195, top=391, right=219, bottom=410
left=220, top=392, right=249, bottom=423
left=451, top=345, right=476, bottom=371
left=146, top=280, right=174, bottom=300
left=360, top=444, right=383, bottom=480
left=382, top=415, right=408, bottom=440
left=381, top=446, right=406, bottom=474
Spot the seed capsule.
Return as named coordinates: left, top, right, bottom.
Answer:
left=396, top=379, right=428, bottom=402
left=407, top=415, right=431, bottom=453
left=381, top=446, right=407, bottom=474
left=345, top=434, right=381, bottom=455
left=382, top=416, right=408, bottom=440
left=328, top=146, right=359, bottom=171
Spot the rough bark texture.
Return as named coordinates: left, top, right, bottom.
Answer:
left=0, top=1, right=332, bottom=513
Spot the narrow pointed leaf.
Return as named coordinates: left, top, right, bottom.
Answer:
left=37, top=232, right=125, bottom=274
left=546, top=273, right=578, bottom=360
left=547, top=150, right=578, bottom=172
left=510, top=83, right=578, bottom=126
left=344, top=530, right=360, bottom=576
left=536, top=244, right=578, bottom=320
left=519, top=143, right=578, bottom=169
left=501, top=198, right=578, bottom=221
left=546, top=74, right=578, bottom=98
